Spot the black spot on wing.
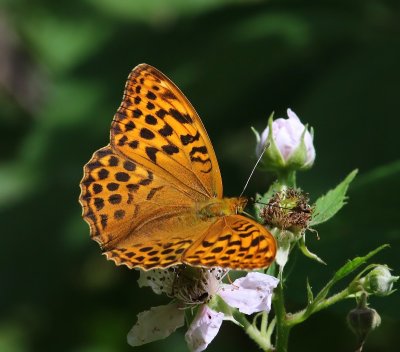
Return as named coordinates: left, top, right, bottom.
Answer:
left=145, top=147, right=158, bottom=163
left=146, top=186, right=164, bottom=200
left=169, top=109, right=193, bottom=124
left=159, top=124, right=173, bottom=137
left=140, top=128, right=155, bottom=140
left=180, top=131, right=200, bottom=146
left=162, top=144, right=179, bottom=155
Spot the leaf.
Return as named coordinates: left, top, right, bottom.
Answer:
left=310, top=169, right=358, bottom=226
left=332, top=244, right=389, bottom=283
left=313, top=245, right=389, bottom=303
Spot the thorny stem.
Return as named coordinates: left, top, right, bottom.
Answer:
left=233, top=310, right=273, bottom=352
left=273, top=282, right=290, bottom=352
left=286, top=286, right=353, bottom=326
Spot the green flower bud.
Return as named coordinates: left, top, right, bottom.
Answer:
left=363, top=265, right=398, bottom=296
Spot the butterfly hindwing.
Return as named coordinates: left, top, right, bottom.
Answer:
left=182, top=215, right=277, bottom=270
left=80, top=145, right=214, bottom=269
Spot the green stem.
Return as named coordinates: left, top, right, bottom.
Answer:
left=277, top=170, right=297, bottom=188
left=233, top=311, right=273, bottom=352
left=260, top=311, right=268, bottom=335
left=272, top=282, right=291, bottom=352
left=265, top=316, right=276, bottom=341
left=286, top=286, right=352, bottom=327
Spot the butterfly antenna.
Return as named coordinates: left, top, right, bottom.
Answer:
left=239, top=142, right=269, bottom=197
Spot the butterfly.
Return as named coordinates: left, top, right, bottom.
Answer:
left=79, top=64, right=276, bottom=270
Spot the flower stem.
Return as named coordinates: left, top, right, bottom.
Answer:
left=286, top=287, right=353, bottom=327
left=260, top=311, right=268, bottom=336
left=265, top=316, right=276, bottom=341
left=272, top=281, right=291, bottom=352
left=233, top=311, right=273, bottom=352
left=277, top=170, right=297, bottom=188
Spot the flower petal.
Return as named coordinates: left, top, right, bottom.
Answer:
left=137, top=268, right=176, bottom=295
left=219, top=272, right=279, bottom=315
left=185, top=305, right=224, bottom=352
left=127, top=302, right=184, bottom=346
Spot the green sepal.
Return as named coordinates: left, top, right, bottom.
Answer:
left=298, top=235, right=327, bottom=265
left=251, top=126, right=261, bottom=144
left=306, top=278, right=314, bottom=305
left=285, top=124, right=309, bottom=170
left=259, top=112, right=287, bottom=172
left=183, top=303, right=199, bottom=327
left=208, top=295, right=241, bottom=326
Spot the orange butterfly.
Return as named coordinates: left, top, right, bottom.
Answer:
left=79, top=64, right=276, bottom=270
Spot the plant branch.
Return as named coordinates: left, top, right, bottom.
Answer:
left=233, top=310, right=273, bottom=352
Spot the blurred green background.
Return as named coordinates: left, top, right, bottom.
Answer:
left=1, top=0, right=399, bottom=351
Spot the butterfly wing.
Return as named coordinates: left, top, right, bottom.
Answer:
left=80, top=145, right=218, bottom=269
left=112, top=64, right=222, bottom=199
left=182, top=214, right=277, bottom=269
left=80, top=64, right=223, bottom=269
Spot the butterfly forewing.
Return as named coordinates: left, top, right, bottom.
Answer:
left=111, top=64, right=222, bottom=199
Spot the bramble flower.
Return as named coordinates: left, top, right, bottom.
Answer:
left=259, top=188, right=324, bottom=269
left=254, top=108, right=315, bottom=172
left=127, top=266, right=279, bottom=352
left=260, top=188, right=313, bottom=234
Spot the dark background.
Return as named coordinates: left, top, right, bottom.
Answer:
left=1, top=0, right=399, bottom=351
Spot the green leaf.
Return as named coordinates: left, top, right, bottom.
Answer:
left=310, top=169, right=358, bottom=226
left=332, top=244, right=389, bottom=283
left=313, top=245, right=389, bottom=304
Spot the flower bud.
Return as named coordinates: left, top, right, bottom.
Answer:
left=254, top=109, right=315, bottom=172
left=363, top=265, right=398, bottom=296
left=347, top=305, right=381, bottom=341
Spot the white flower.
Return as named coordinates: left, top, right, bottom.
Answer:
left=219, top=272, right=279, bottom=315
left=255, top=108, right=315, bottom=171
left=185, top=305, right=224, bottom=352
left=128, top=266, right=279, bottom=352
left=127, top=302, right=184, bottom=346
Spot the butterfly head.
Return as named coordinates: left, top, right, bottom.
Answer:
left=233, top=197, right=248, bottom=214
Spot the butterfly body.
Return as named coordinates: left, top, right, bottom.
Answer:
left=196, top=196, right=247, bottom=219
left=80, top=64, right=276, bottom=270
